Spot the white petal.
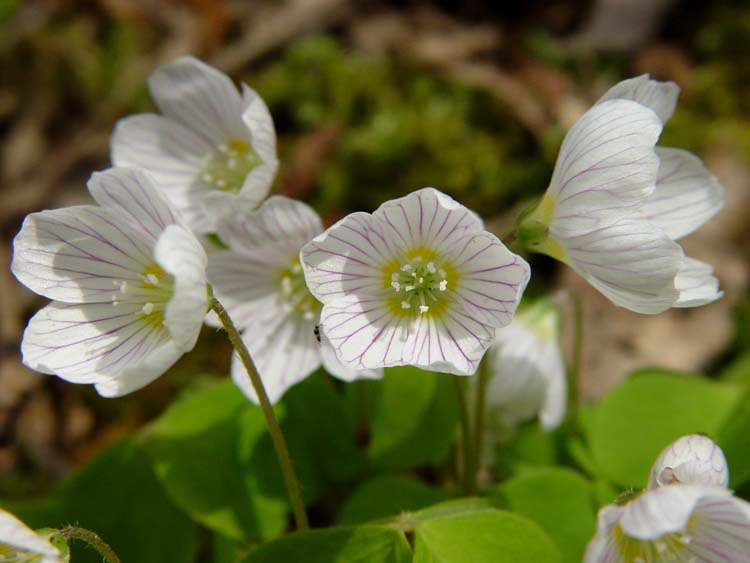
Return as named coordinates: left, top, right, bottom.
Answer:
left=207, top=253, right=279, bottom=329
left=596, top=74, right=680, bottom=124
left=318, top=335, right=382, bottom=382
left=87, top=168, right=179, bottom=244
left=0, top=508, right=60, bottom=559
left=110, top=114, right=208, bottom=192
left=94, top=339, right=183, bottom=397
left=648, top=434, right=729, bottom=489
left=154, top=225, right=208, bottom=352
left=407, top=305, right=494, bottom=375
left=21, top=302, right=176, bottom=386
left=674, top=257, right=723, bottom=308
left=688, top=494, right=750, bottom=561
left=231, top=312, right=320, bottom=404
left=216, top=195, right=322, bottom=256
left=11, top=205, right=153, bottom=303
left=373, top=187, right=484, bottom=254
left=583, top=504, right=625, bottom=563
left=450, top=233, right=530, bottom=328
left=320, top=296, right=409, bottom=371
left=645, top=147, right=725, bottom=240
left=241, top=83, right=277, bottom=164
left=148, top=56, right=247, bottom=145
left=301, top=212, right=393, bottom=304
left=620, top=485, right=727, bottom=540
left=560, top=215, right=684, bottom=314
left=549, top=99, right=662, bottom=237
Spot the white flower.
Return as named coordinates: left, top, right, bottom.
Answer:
left=11, top=168, right=208, bottom=397
left=300, top=188, right=531, bottom=375
left=111, top=56, right=278, bottom=233
left=518, top=75, right=724, bottom=314
left=0, top=509, right=66, bottom=563
left=483, top=298, right=567, bottom=432
left=648, top=435, right=729, bottom=490
left=207, top=196, right=381, bottom=404
left=584, top=485, right=750, bottom=563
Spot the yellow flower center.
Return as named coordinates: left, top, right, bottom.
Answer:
left=201, top=139, right=263, bottom=193
left=278, top=257, right=320, bottom=321
left=382, top=247, right=457, bottom=318
left=111, top=263, right=174, bottom=328
left=614, top=516, right=697, bottom=563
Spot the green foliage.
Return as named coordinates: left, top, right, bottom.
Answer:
left=3, top=439, right=196, bottom=563
left=144, top=380, right=287, bottom=542
left=586, top=370, right=743, bottom=488
left=243, top=526, right=412, bottom=563
left=717, top=388, right=750, bottom=488
left=412, top=506, right=561, bottom=563
left=337, top=475, right=456, bottom=525
left=493, top=467, right=596, bottom=563
left=365, top=366, right=458, bottom=471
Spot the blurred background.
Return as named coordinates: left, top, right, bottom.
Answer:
left=0, top=0, right=747, bottom=502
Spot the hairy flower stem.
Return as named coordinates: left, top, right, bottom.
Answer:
left=471, top=357, right=490, bottom=488
left=211, top=297, right=309, bottom=531
left=60, top=526, right=121, bottom=563
left=453, top=376, right=476, bottom=494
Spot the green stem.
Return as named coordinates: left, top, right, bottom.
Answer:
left=567, top=290, right=584, bottom=430
left=211, top=297, right=309, bottom=531
left=59, top=526, right=121, bottom=563
left=471, top=357, right=490, bottom=486
left=452, top=376, right=475, bottom=494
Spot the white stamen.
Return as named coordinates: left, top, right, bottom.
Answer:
left=146, top=274, right=159, bottom=285
left=142, top=302, right=155, bottom=315
left=401, top=264, right=413, bottom=272
left=391, top=281, right=401, bottom=291
left=303, top=311, right=314, bottom=320
left=401, top=301, right=411, bottom=309
left=405, top=285, right=415, bottom=291
left=679, top=535, right=691, bottom=545
left=281, top=277, right=293, bottom=295
left=120, top=281, right=129, bottom=293
left=419, top=305, right=429, bottom=313
left=439, top=280, right=448, bottom=291
left=427, top=262, right=436, bottom=273
left=413, top=256, right=423, bottom=263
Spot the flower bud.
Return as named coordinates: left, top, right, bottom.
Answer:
left=648, top=434, right=728, bottom=489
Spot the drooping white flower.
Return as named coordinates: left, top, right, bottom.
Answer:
left=584, top=485, right=750, bottom=563
left=11, top=168, right=208, bottom=397
left=518, top=75, right=724, bottom=314
left=207, top=196, right=381, bottom=404
left=300, top=188, right=531, bottom=375
left=483, top=297, right=567, bottom=432
left=0, top=509, right=66, bottom=563
left=111, top=56, right=278, bottom=233
left=648, top=435, right=729, bottom=490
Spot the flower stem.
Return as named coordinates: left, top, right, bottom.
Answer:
left=452, top=376, right=475, bottom=494
left=567, top=290, right=584, bottom=430
left=471, top=357, right=490, bottom=487
left=59, top=526, right=121, bottom=563
left=210, top=297, right=309, bottom=531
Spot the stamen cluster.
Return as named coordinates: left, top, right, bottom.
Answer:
left=279, top=260, right=320, bottom=321
left=202, top=140, right=262, bottom=193
left=390, top=256, right=448, bottom=314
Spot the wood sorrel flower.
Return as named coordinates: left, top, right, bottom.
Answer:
left=648, top=435, right=729, bottom=490
left=300, top=188, right=530, bottom=375
left=11, top=168, right=208, bottom=397
left=584, top=485, right=750, bottom=562
left=484, top=297, right=566, bottom=432
left=207, top=196, right=381, bottom=404
left=111, top=56, right=277, bottom=233
left=0, top=509, right=66, bottom=563
left=518, top=75, right=724, bottom=314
